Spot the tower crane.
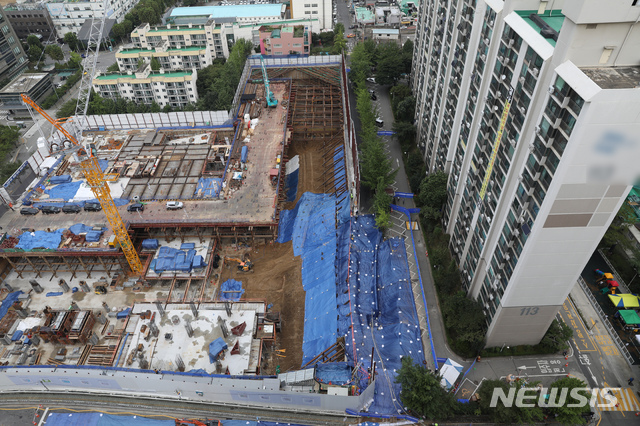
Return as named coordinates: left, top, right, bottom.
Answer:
left=260, top=55, right=278, bottom=108
left=21, top=0, right=144, bottom=275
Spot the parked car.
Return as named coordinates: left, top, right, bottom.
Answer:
left=20, top=207, right=39, bottom=215
left=347, top=33, right=356, bottom=38
left=84, top=202, right=102, bottom=212
left=41, top=205, right=61, bottom=214
left=62, top=204, right=82, bottom=214
left=375, top=117, right=384, bottom=127
left=366, top=77, right=376, bottom=83
left=369, top=89, right=377, bottom=100
left=166, top=201, right=184, bottom=210
left=127, top=203, right=144, bottom=212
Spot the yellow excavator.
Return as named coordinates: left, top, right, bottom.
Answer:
left=226, top=255, right=253, bottom=272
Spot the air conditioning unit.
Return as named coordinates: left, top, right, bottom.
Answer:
left=498, top=55, right=504, bottom=62
left=481, top=54, right=486, bottom=61
left=508, top=39, right=515, bottom=48
left=519, top=106, right=526, bottom=114
left=548, top=85, right=555, bottom=94
left=531, top=68, right=539, bottom=77
left=535, top=125, right=541, bottom=134
left=484, top=38, right=490, bottom=45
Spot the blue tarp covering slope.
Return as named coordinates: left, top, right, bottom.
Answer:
left=277, top=192, right=338, bottom=365
left=44, top=180, right=83, bottom=200
left=16, top=229, right=65, bottom=250
left=219, top=279, right=244, bottom=301
left=344, top=215, right=425, bottom=415
left=43, top=413, right=175, bottom=426
left=69, top=223, right=94, bottom=235
left=49, top=175, right=72, bottom=184
left=209, top=338, right=228, bottom=363
left=284, top=155, right=299, bottom=202
left=315, top=362, right=353, bottom=386
left=0, top=291, right=22, bottom=322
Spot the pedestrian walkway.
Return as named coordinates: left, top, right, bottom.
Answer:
left=596, top=387, right=640, bottom=412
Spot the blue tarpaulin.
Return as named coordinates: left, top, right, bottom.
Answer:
left=42, top=413, right=175, bottom=426
left=142, top=239, right=159, bottom=250
left=153, top=246, right=206, bottom=273
left=46, top=292, right=64, bottom=297
left=315, top=362, right=353, bottom=386
left=180, top=243, right=195, bottom=250
left=241, top=145, right=248, bottom=163
left=209, top=338, right=228, bottom=363
left=85, top=230, right=103, bottom=242
left=99, top=159, right=109, bottom=172
left=284, top=155, right=299, bottom=203
left=194, top=178, right=222, bottom=198
left=219, top=279, right=244, bottom=301
left=0, top=291, right=22, bottom=322
left=11, top=330, right=23, bottom=341
left=69, top=223, right=94, bottom=235
left=116, top=308, right=131, bottom=319
left=277, top=192, right=338, bottom=365
left=49, top=175, right=72, bottom=184
left=16, top=229, right=65, bottom=250
left=44, top=180, right=83, bottom=200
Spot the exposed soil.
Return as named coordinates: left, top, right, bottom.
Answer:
left=218, top=241, right=304, bottom=374
left=283, top=139, right=324, bottom=209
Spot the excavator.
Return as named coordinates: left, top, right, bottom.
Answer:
left=226, top=255, right=253, bottom=272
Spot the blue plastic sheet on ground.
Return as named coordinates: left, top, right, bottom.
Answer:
left=11, top=330, right=23, bottom=341
left=85, top=230, right=103, bottom=242
left=69, top=223, right=94, bottom=235
left=43, top=412, right=175, bottom=426
left=46, top=292, right=63, bottom=297
left=277, top=192, right=338, bottom=365
left=343, top=215, right=425, bottom=415
left=0, top=291, right=22, bottom=322
left=16, top=229, right=65, bottom=250
left=49, top=175, right=72, bottom=184
left=209, top=337, right=228, bottom=363
left=142, top=239, right=159, bottom=250
left=180, top=243, right=195, bottom=250
left=241, top=145, right=248, bottom=163
left=44, top=180, right=83, bottom=201
left=194, top=177, right=222, bottom=198
left=284, top=155, right=299, bottom=202
left=315, top=362, right=353, bottom=386
left=219, top=279, right=244, bottom=301
left=153, top=246, right=205, bottom=273
left=116, top=308, right=131, bottom=319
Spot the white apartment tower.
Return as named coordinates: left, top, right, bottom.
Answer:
left=47, top=0, right=139, bottom=37
left=412, top=0, right=640, bottom=347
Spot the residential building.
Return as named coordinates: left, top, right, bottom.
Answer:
left=259, top=25, right=310, bottom=56
left=371, top=28, right=399, bottom=41
left=3, top=2, right=56, bottom=41
left=117, top=45, right=211, bottom=72
left=46, top=0, right=139, bottom=38
left=412, top=0, right=640, bottom=347
left=0, top=5, right=29, bottom=82
left=375, top=6, right=402, bottom=26
left=92, top=65, right=198, bottom=108
left=290, top=0, right=332, bottom=30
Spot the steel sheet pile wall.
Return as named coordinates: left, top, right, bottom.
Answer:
left=82, top=111, right=231, bottom=130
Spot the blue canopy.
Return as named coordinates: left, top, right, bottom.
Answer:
left=209, top=338, right=228, bottom=363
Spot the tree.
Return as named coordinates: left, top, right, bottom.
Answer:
left=45, top=45, right=64, bottom=61
left=390, top=84, right=412, bottom=117
left=375, top=42, right=403, bottom=86
left=106, top=63, right=120, bottom=72
left=123, top=19, right=134, bottom=35
left=64, top=32, right=79, bottom=51
left=396, top=96, right=415, bottom=122
left=138, top=7, right=157, bottom=24
left=477, top=379, right=544, bottom=424
left=416, top=171, right=448, bottom=221
left=331, top=30, right=347, bottom=54
left=392, top=121, right=416, bottom=151
left=112, top=23, right=127, bottom=42
left=401, top=39, right=414, bottom=73
left=26, top=35, right=43, bottom=50
left=395, top=357, right=460, bottom=420
left=442, top=291, right=486, bottom=354
left=373, top=177, right=392, bottom=230
left=183, top=0, right=198, bottom=5
left=68, top=52, right=82, bottom=69
left=546, top=377, right=591, bottom=425
left=150, top=56, right=161, bottom=71
left=28, top=46, right=43, bottom=64
left=349, top=43, right=372, bottom=84
left=600, top=202, right=637, bottom=252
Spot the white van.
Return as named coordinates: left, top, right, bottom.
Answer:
left=166, top=201, right=184, bottom=210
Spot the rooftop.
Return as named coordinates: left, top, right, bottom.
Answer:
left=516, top=9, right=565, bottom=47
left=118, top=46, right=205, bottom=55
left=355, top=7, right=375, bottom=22
left=170, top=4, right=283, bottom=19
left=372, top=29, right=399, bottom=35
left=0, top=73, right=49, bottom=93
left=580, top=66, right=640, bottom=90
left=95, top=71, right=193, bottom=80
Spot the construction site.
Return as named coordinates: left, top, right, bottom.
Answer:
left=0, top=56, right=424, bottom=418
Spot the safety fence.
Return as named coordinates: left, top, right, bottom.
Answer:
left=597, top=249, right=632, bottom=293
left=577, top=276, right=634, bottom=367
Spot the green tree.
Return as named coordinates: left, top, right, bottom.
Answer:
left=389, top=84, right=412, bottom=117
left=138, top=7, right=157, bottom=24
left=348, top=43, right=372, bottom=84
left=26, top=35, right=43, bottom=50
left=416, top=171, right=448, bottom=221
left=150, top=56, right=161, bottom=71
left=123, top=19, right=134, bottom=35
left=68, top=52, right=83, bottom=69
left=442, top=291, right=486, bottom=354
left=28, top=45, right=43, bottom=64
left=332, top=30, right=347, bottom=54
left=149, top=101, right=161, bottom=113
left=183, top=0, right=198, bottom=5
left=64, top=32, right=79, bottom=51
left=396, top=96, right=415, bottom=122
left=106, top=63, right=120, bottom=72
left=373, top=177, right=392, bottom=230
left=112, top=23, right=127, bottom=41
left=401, top=39, right=414, bottom=73
left=56, top=99, right=77, bottom=119
left=600, top=202, right=637, bottom=252
left=393, top=121, right=416, bottom=152
left=334, top=23, right=345, bottom=35
left=375, top=42, right=403, bottom=85
left=395, top=357, right=460, bottom=420
left=546, top=377, right=591, bottom=425
left=477, top=379, right=544, bottom=424
left=45, top=44, right=64, bottom=61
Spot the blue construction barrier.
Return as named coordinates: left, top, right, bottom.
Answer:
left=284, top=155, right=299, bottom=202
left=377, top=131, right=396, bottom=136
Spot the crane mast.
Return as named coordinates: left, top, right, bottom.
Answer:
left=260, top=56, right=277, bottom=108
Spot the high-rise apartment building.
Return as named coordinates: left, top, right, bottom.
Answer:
left=0, top=5, right=29, bottom=83
left=412, top=0, right=640, bottom=346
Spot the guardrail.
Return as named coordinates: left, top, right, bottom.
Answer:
left=597, top=249, right=632, bottom=293
left=577, top=276, right=634, bottom=367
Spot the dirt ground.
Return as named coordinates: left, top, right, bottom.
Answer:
left=283, top=139, right=324, bottom=209
left=218, top=241, right=304, bottom=374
